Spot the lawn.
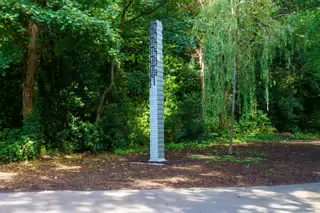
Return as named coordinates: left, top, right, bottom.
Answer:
left=0, top=140, right=319, bottom=192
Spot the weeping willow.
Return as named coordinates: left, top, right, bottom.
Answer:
left=195, top=0, right=290, bottom=126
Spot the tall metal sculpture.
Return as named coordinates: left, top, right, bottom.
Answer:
left=149, top=20, right=166, bottom=162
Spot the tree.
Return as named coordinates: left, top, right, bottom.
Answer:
left=195, top=0, right=292, bottom=154
left=268, top=0, right=320, bottom=132
left=1, top=0, right=121, bottom=119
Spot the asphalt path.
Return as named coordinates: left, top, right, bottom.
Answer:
left=0, top=183, right=319, bottom=213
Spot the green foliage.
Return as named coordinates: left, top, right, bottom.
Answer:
left=267, top=1, right=320, bottom=132
left=195, top=0, right=291, bottom=125
left=0, top=0, right=319, bottom=164
left=288, top=132, right=320, bottom=141
left=238, top=150, right=265, bottom=158
left=243, top=133, right=281, bottom=143
left=161, top=52, right=204, bottom=142
left=114, top=147, right=149, bottom=155
left=235, top=110, right=276, bottom=142
left=0, top=108, right=44, bottom=163
left=191, top=155, right=200, bottom=160
left=0, top=70, right=22, bottom=129
left=0, top=135, right=38, bottom=163
left=166, top=142, right=189, bottom=152
left=99, top=103, right=132, bottom=150
left=56, top=114, right=102, bottom=153
left=114, top=141, right=211, bottom=155
left=166, top=141, right=210, bottom=152
left=166, top=93, right=205, bottom=142
left=214, top=156, right=262, bottom=164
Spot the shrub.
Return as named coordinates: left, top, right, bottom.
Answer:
left=0, top=111, right=44, bottom=163
left=57, top=114, right=102, bottom=153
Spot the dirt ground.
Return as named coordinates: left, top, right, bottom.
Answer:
left=0, top=141, right=319, bottom=192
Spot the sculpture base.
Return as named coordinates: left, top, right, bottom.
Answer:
left=130, top=161, right=167, bottom=166
left=149, top=159, right=167, bottom=163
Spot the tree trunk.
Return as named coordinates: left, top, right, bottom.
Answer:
left=197, top=41, right=205, bottom=120
left=96, top=63, right=115, bottom=122
left=229, top=55, right=237, bottom=155
left=23, top=22, right=38, bottom=119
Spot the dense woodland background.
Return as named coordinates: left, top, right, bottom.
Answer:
left=0, top=0, right=319, bottom=162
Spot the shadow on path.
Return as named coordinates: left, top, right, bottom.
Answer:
left=0, top=183, right=319, bottom=213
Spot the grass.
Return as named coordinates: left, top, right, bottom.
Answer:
left=238, top=150, right=265, bottom=158
left=289, top=132, right=320, bottom=140
left=213, top=156, right=263, bottom=163
left=197, top=155, right=264, bottom=164
left=112, top=132, right=320, bottom=156
left=166, top=141, right=210, bottom=151
left=241, top=132, right=320, bottom=143
left=190, top=149, right=266, bottom=164
left=114, top=147, right=149, bottom=155
left=114, top=141, right=214, bottom=155
left=191, top=155, right=201, bottom=160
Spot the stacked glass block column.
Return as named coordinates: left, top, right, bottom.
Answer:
left=149, top=20, right=166, bottom=162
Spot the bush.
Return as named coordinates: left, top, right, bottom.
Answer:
left=0, top=111, right=44, bottom=163
left=165, top=93, right=206, bottom=142
left=0, top=135, right=40, bottom=163
left=237, top=110, right=275, bottom=136
left=98, top=104, right=132, bottom=150
left=57, top=114, right=102, bottom=153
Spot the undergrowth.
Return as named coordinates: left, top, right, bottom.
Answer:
left=113, top=132, right=319, bottom=156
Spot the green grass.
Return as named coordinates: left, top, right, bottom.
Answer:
left=191, top=155, right=201, bottom=160
left=238, top=150, right=265, bottom=158
left=213, top=155, right=263, bottom=163
left=166, top=141, right=211, bottom=151
left=114, top=147, right=149, bottom=155
left=114, top=141, right=214, bottom=155
left=202, top=155, right=263, bottom=165
left=113, top=132, right=319, bottom=155
left=240, top=132, right=320, bottom=143
left=289, top=132, right=320, bottom=140
left=190, top=150, right=265, bottom=164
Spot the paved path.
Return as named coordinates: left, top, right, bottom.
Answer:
left=0, top=183, right=319, bottom=213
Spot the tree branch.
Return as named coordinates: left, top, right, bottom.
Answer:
left=96, top=63, right=115, bottom=123
left=120, top=0, right=134, bottom=29
left=123, top=0, right=168, bottom=26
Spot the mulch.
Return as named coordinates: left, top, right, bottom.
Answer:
left=0, top=141, right=319, bottom=192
